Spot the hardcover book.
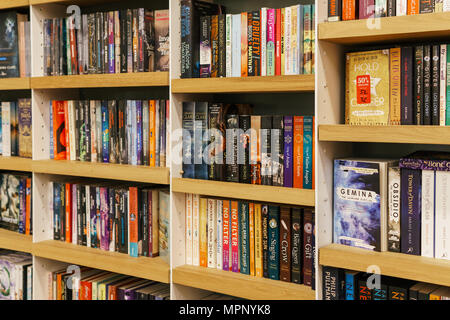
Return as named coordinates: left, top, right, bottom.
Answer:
left=388, top=167, right=401, bottom=252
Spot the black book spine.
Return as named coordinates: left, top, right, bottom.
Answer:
left=180, top=0, right=194, bottom=78
left=75, top=101, right=81, bottom=160
left=84, top=100, right=91, bottom=162
left=208, top=103, right=220, bottom=180
left=387, top=0, right=396, bottom=16
left=423, top=45, right=431, bottom=125
left=401, top=47, right=414, bottom=125
left=239, top=115, right=251, bottom=183
left=261, top=115, right=272, bottom=186
left=322, top=266, right=339, bottom=300
left=389, top=285, right=408, bottom=300
left=414, top=45, right=424, bottom=125
left=114, top=189, right=120, bottom=252
left=225, top=114, right=239, bottom=182
left=272, top=115, right=284, bottom=186
left=81, top=186, right=87, bottom=246
left=218, top=15, right=226, bottom=77
left=144, top=10, right=155, bottom=72
left=262, top=205, right=269, bottom=278
left=291, top=208, right=303, bottom=284
left=76, top=185, right=82, bottom=245
left=103, top=12, right=109, bottom=74
left=120, top=10, right=127, bottom=73
left=251, top=11, right=261, bottom=76
left=432, top=44, right=440, bottom=125
left=358, top=275, right=372, bottom=300
left=96, top=12, right=103, bottom=73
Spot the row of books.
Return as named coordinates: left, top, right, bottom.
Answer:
left=0, top=250, right=32, bottom=300
left=51, top=180, right=169, bottom=260
left=0, top=173, right=32, bottom=235
left=1, top=99, right=32, bottom=158
left=182, top=102, right=315, bottom=188
left=185, top=194, right=316, bottom=287
left=0, top=11, right=31, bottom=78
left=50, top=266, right=169, bottom=300
left=50, top=99, right=169, bottom=167
left=328, top=0, right=450, bottom=21
left=333, top=152, right=450, bottom=260
left=180, top=1, right=315, bottom=78
left=43, top=8, right=169, bottom=77
left=346, top=45, right=450, bottom=126
left=323, top=266, right=450, bottom=300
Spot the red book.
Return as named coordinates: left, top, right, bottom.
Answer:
left=275, top=9, right=281, bottom=76
left=230, top=200, right=239, bottom=273
left=129, top=187, right=139, bottom=257
left=65, top=183, right=72, bottom=243
left=52, top=101, right=66, bottom=160
left=63, top=101, right=70, bottom=160
left=69, top=19, right=78, bottom=74
left=25, top=178, right=31, bottom=235
left=293, top=116, right=304, bottom=189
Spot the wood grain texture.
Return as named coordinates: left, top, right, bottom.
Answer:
left=0, top=78, right=30, bottom=90
left=319, top=12, right=450, bottom=45
left=32, top=160, right=170, bottom=184
left=0, top=0, right=29, bottom=9
left=32, top=240, right=170, bottom=283
left=0, top=156, right=33, bottom=172
left=0, top=229, right=33, bottom=254
left=173, top=265, right=315, bottom=300
left=172, top=178, right=315, bottom=206
left=30, top=0, right=121, bottom=5
left=171, top=74, right=315, bottom=93
left=30, top=72, right=169, bottom=89
left=319, top=125, right=450, bottom=145
left=320, top=244, right=450, bottom=287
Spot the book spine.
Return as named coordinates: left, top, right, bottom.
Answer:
left=199, top=16, right=211, bottom=78
left=136, top=101, right=143, bottom=165
left=423, top=45, right=432, bottom=125
left=225, top=14, right=232, bottom=77
left=239, top=201, right=250, bottom=275
left=247, top=13, right=253, bottom=77
left=303, top=209, right=313, bottom=286
left=397, top=0, right=408, bottom=14
left=18, top=180, right=25, bottom=234
left=192, top=194, right=200, bottom=266
left=231, top=14, right=241, bottom=77
left=25, top=178, right=32, bottom=235
left=280, top=206, right=291, bottom=282
left=260, top=9, right=267, bottom=77
left=226, top=115, right=239, bottom=182
left=180, top=0, right=193, bottom=78
left=415, top=45, right=424, bottom=125
left=447, top=44, right=450, bottom=125
left=293, top=116, right=304, bottom=188
left=387, top=0, right=396, bottom=15
left=343, top=0, right=356, bottom=19
left=18, top=99, right=32, bottom=158
left=254, top=204, right=263, bottom=277
left=390, top=48, right=401, bottom=125
left=275, top=9, right=281, bottom=76
left=359, top=0, right=376, bottom=18
left=283, top=116, right=294, bottom=187
left=84, top=101, right=91, bottom=162
left=262, top=205, right=269, bottom=278
left=291, top=208, right=302, bottom=283
left=239, top=115, right=251, bottom=183
left=268, top=205, right=280, bottom=280
left=440, top=44, right=447, bottom=126
left=182, top=102, right=195, bottom=178
left=101, top=102, right=109, bottom=163
left=250, top=116, right=261, bottom=185
left=291, top=6, right=299, bottom=75
left=207, top=199, right=217, bottom=268
left=432, top=45, right=440, bottom=125
left=328, top=0, right=342, bottom=21
left=231, top=200, right=239, bottom=272
left=322, top=267, right=338, bottom=300
left=186, top=194, right=193, bottom=265
left=401, top=47, right=414, bottom=125
left=222, top=200, right=230, bottom=271
left=400, top=168, right=421, bottom=255
left=249, top=202, right=255, bottom=276
left=303, top=116, right=313, bottom=189
left=261, top=116, right=272, bottom=185
left=199, top=198, right=208, bottom=267
left=73, top=184, right=78, bottom=244
left=211, top=15, right=219, bottom=78
left=129, top=187, right=138, bottom=257
left=422, top=169, right=435, bottom=258
left=115, top=11, right=120, bottom=73
left=267, top=9, right=276, bottom=77
left=218, top=15, right=226, bottom=77
left=388, top=167, right=401, bottom=253
left=272, top=116, right=284, bottom=186
left=251, top=11, right=261, bottom=76
left=65, top=183, right=72, bottom=243
left=100, top=187, right=110, bottom=251
left=303, top=5, right=312, bottom=75
left=420, top=0, right=435, bottom=12
left=216, top=199, right=223, bottom=270
left=194, top=102, right=208, bottom=179
left=284, top=7, right=291, bottom=75
left=241, top=13, right=248, bottom=77
left=435, top=170, right=450, bottom=260
left=375, top=0, right=388, bottom=17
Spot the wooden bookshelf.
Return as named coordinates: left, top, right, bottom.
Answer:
left=171, top=74, right=315, bottom=93
left=0, top=77, right=30, bottom=90
left=0, top=156, right=33, bottom=172
left=0, top=229, right=33, bottom=254
left=319, top=12, right=450, bottom=45
left=32, top=160, right=170, bottom=185
left=319, top=125, right=450, bottom=145
left=30, top=72, right=169, bottom=89
left=32, top=240, right=170, bottom=283
left=320, top=244, right=450, bottom=287
left=172, top=178, right=315, bottom=206
left=172, top=265, right=315, bottom=300
left=0, top=0, right=29, bottom=9
left=30, top=0, right=121, bottom=5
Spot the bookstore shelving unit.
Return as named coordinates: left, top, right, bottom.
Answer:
left=0, top=77, right=31, bottom=90
left=0, top=228, right=33, bottom=254
left=0, top=156, right=33, bottom=172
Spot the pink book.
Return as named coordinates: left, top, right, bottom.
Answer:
left=266, top=9, right=276, bottom=76
left=222, top=200, right=230, bottom=271
left=108, top=11, right=115, bottom=73
left=72, top=184, right=78, bottom=245
left=231, top=201, right=239, bottom=273
left=359, top=0, right=375, bottom=19
left=99, top=187, right=110, bottom=251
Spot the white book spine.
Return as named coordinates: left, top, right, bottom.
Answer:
left=445, top=0, right=450, bottom=11
left=421, top=170, right=435, bottom=258
left=388, top=167, right=401, bottom=252
left=435, top=170, right=450, bottom=260
left=14, top=265, right=21, bottom=300
left=225, top=14, right=232, bottom=77
left=2, top=102, right=11, bottom=156
left=260, top=8, right=267, bottom=77
left=284, top=7, right=291, bottom=75
left=231, top=14, right=241, bottom=77
left=440, top=44, right=447, bottom=126
left=90, top=101, right=97, bottom=162
left=27, top=266, right=32, bottom=300
left=185, top=193, right=193, bottom=265
left=207, top=198, right=217, bottom=268
left=291, top=5, right=299, bottom=75
left=396, top=0, right=407, bottom=15
left=192, top=194, right=200, bottom=266
left=216, top=199, right=223, bottom=270
left=436, top=0, right=444, bottom=12
left=86, top=186, right=91, bottom=247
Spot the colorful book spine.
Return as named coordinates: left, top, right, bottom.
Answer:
left=440, top=44, right=447, bottom=126
left=275, top=9, right=281, bottom=76
left=267, top=205, right=280, bottom=280
left=260, top=8, right=267, bottom=77
left=390, top=48, right=401, bottom=125
left=226, top=14, right=232, bottom=77
left=293, top=116, right=304, bottom=189
left=432, top=45, right=440, bottom=125
left=129, top=187, right=138, bottom=257
left=231, top=200, right=239, bottom=272
left=216, top=199, right=223, bottom=270
left=249, top=202, right=255, bottom=276
left=241, top=13, right=248, bottom=77
left=328, top=0, right=342, bottom=21
left=239, top=201, right=250, bottom=275
left=267, top=9, right=276, bottom=76
left=254, top=203, right=263, bottom=277
left=283, top=116, right=294, bottom=187
left=303, top=116, right=313, bottom=189
left=207, top=198, right=217, bottom=268
left=100, top=187, right=110, bottom=251
left=101, top=102, right=109, bottom=163
left=199, top=16, right=211, bottom=78
left=185, top=193, right=193, bottom=265
left=222, top=200, right=231, bottom=271
left=192, top=194, right=200, bottom=266
left=251, top=11, right=261, bottom=76
left=388, top=167, right=401, bottom=253
left=262, top=204, right=269, bottom=278
left=279, top=206, right=291, bottom=282
left=447, top=44, right=450, bottom=125
left=199, top=197, right=208, bottom=267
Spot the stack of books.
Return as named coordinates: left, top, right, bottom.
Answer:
left=0, top=250, right=32, bottom=300
left=1, top=99, right=32, bottom=158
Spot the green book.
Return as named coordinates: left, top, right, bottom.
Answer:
left=239, top=201, right=250, bottom=275
left=268, top=205, right=280, bottom=280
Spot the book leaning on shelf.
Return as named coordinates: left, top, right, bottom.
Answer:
left=180, top=1, right=315, bottom=78
left=50, top=179, right=169, bottom=261
left=1, top=99, right=32, bottom=158
left=42, top=8, right=169, bottom=76
left=49, top=99, right=169, bottom=167
left=185, top=194, right=316, bottom=289
left=322, top=266, right=450, bottom=300
left=0, top=250, right=32, bottom=300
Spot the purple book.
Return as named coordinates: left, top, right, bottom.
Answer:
left=400, top=168, right=421, bottom=255
left=18, top=179, right=26, bottom=234
left=99, top=187, right=110, bottom=251
left=90, top=186, right=97, bottom=248
left=136, top=100, right=143, bottom=165
left=400, top=151, right=450, bottom=172
left=108, top=12, right=115, bottom=73
left=72, top=184, right=77, bottom=244
left=283, top=116, right=293, bottom=187
left=359, top=0, right=375, bottom=19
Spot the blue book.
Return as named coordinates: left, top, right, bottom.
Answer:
left=231, top=14, right=241, bottom=77
left=136, top=100, right=142, bottom=166
left=239, top=201, right=250, bottom=275
left=303, top=116, right=313, bottom=189
left=268, top=205, right=280, bottom=280
left=283, top=116, right=293, bottom=187
left=194, top=102, right=208, bottom=180
left=49, top=102, right=53, bottom=159
left=400, top=168, right=421, bottom=255
left=345, top=270, right=360, bottom=300
left=101, top=101, right=109, bottom=163
left=182, top=102, right=195, bottom=178
left=53, top=183, right=61, bottom=240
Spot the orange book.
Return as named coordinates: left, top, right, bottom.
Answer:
left=25, top=178, right=31, bottom=235
left=52, top=101, right=67, bottom=160
left=65, top=183, right=72, bottom=243
left=254, top=203, right=263, bottom=277
left=342, top=0, right=356, bottom=20
left=199, top=197, right=208, bottom=267
left=249, top=202, right=255, bottom=276
left=241, top=12, right=248, bottom=77
left=312, top=117, right=315, bottom=190
left=149, top=100, right=156, bottom=167
left=222, top=200, right=231, bottom=271
left=129, top=187, right=139, bottom=257
left=230, top=200, right=239, bottom=272
left=293, top=116, right=304, bottom=189
left=407, top=0, right=419, bottom=14
left=63, top=101, right=70, bottom=160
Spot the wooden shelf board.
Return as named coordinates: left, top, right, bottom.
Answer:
left=319, top=124, right=450, bottom=145
left=171, top=74, right=315, bottom=93
left=30, top=72, right=169, bottom=89
left=30, top=0, right=121, bottom=5
left=32, top=160, right=170, bottom=185
left=32, top=240, right=170, bottom=283
left=0, top=77, right=30, bottom=90
left=172, top=265, right=315, bottom=300
left=319, top=12, right=450, bottom=45
left=0, top=0, right=29, bottom=9
left=0, top=156, right=33, bottom=172
left=0, top=229, right=33, bottom=254
left=172, top=178, right=315, bottom=206
left=320, top=244, right=450, bottom=287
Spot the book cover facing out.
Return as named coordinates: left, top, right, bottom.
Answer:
left=0, top=12, right=19, bottom=78
left=333, top=159, right=381, bottom=251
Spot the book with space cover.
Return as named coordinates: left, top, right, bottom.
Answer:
left=333, top=158, right=397, bottom=252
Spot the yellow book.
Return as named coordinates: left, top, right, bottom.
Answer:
left=254, top=203, right=263, bottom=277
left=249, top=202, right=255, bottom=276
left=389, top=47, right=401, bottom=125
left=345, top=49, right=390, bottom=125
left=199, top=197, right=208, bottom=267
left=291, top=5, right=298, bottom=75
